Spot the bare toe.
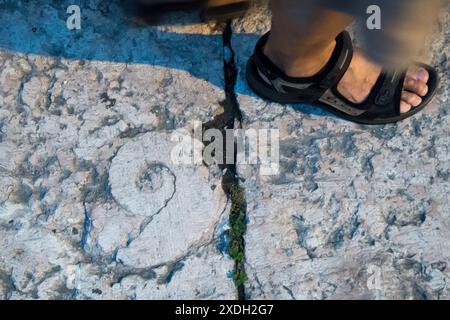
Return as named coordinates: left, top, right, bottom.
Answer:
left=407, top=67, right=429, bottom=83
left=400, top=101, right=412, bottom=113
left=402, top=91, right=422, bottom=107
left=404, top=77, right=428, bottom=97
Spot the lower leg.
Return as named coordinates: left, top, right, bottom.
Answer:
left=208, top=0, right=246, bottom=6
left=264, top=0, right=353, bottom=78
left=264, top=0, right=430, bottom=113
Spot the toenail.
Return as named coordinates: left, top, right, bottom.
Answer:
left=418, top=68, right=429, bottom=81
left=400, top=102, right=412, bottom=113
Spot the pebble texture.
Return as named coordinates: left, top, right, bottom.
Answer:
left=234, top=3, right=450, bottom=299
left=0, top=1, right=234, bottom=299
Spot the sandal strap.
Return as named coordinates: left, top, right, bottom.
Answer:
left=372, top=69, right=407, bottom=116
left=253, top=31, right=354, bottom=103
left=315, top=31, right=353, bottom=94
left=252, top=30, right=408, bottom=120
left=319, top=68, right=407, bottom=119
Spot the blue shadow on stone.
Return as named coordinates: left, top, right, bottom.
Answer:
left=0, top=0, right=227, bottom=89
left=0, top=0, right=336, bottom=119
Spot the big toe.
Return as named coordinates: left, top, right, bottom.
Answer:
left=400, top=67, right=430, bottom=113
left=407, top=66, right=429, bottom=84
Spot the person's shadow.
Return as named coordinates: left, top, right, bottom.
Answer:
left=0, top=0, right=331, bottom=118
left=0, top=1, right=235, bottom=89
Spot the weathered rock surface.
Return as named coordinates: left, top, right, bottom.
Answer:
left=0, top=1, right=235, bottom=300
left=234, top=3, right=450, bottom=299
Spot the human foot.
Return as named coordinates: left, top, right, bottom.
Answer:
left=337, top=49, right=429, bottom=114
left=264, top=43, right=430, bottom=114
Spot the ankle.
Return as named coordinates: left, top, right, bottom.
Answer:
left=263, top=41, right=336, bottom=78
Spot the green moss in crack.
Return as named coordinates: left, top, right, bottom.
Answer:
left=233, top=269, right=248, bottom=288
left=229, top=241, right=244, bottom=262
left=228, top=183, right=247, bottom=290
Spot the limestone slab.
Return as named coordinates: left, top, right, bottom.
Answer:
left=234, top=2, right=450, bottom=300
left=0, top=0, right=235, bottom=300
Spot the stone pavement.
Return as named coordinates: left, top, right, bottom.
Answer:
left=233, top=3, right=450, bottom=299
left=0, top=0, right=449, bottom=300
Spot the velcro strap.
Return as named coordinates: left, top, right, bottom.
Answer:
left=375, top=69, right=405, bottom=106
left=252, top=31, right=354, bottom=104
left=252, top=33, right=282, bottom=81
left=317, top=31, right=354, bottom=91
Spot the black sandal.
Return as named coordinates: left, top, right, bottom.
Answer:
left=246, top=31, right=440, bottom=125
left=201, top=1, right=249, bottom=22
left=131, top=0, right=248, bottom=24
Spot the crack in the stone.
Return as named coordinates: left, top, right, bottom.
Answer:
left=80, top=201, right=93, bottom=253
left=210, top=20, right=248, bottom=300
left=44, top=73, right=58, bottom=114
left=282, top=285, right=297, bottom=300
left=112, top=238, right=218, bottom=286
